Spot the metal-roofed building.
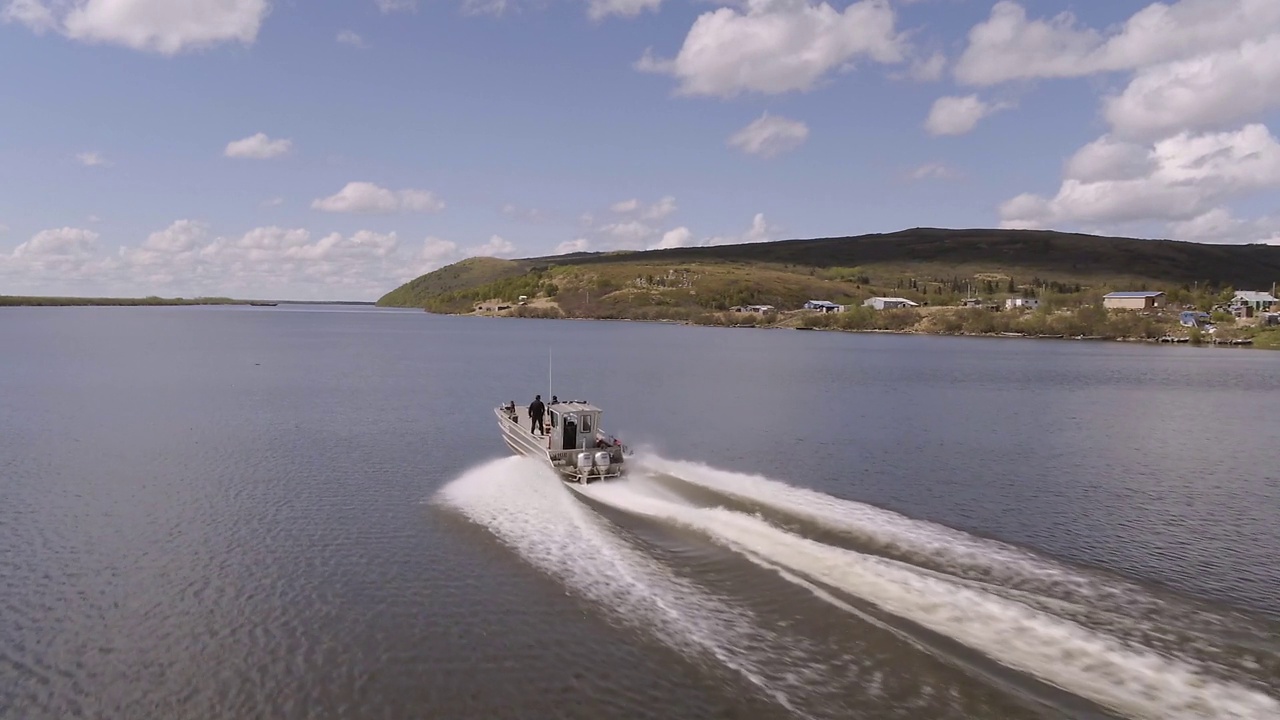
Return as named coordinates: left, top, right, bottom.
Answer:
left=1103, top=291, right=1166, bottom=310
left=1231, top=291, right=1278, bottom=312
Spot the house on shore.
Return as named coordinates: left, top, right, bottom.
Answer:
left=863, top=297, right=920, bottom=310
left=803, top=300, right=844, bottom=313
left=1103, top=291, right=1166, bottom=310
left=730, top=304, right=776, bottom=314
left=1230, top=291, right=1278, bottom=313
left=1005, top=297, right=1040, bottom=310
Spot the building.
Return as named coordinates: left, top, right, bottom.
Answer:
left=1231, top=291, right=1278, bottom=312
left=730, top=304, right=775, bottom=314
left=863, top=297, right=920, bottom=310
left=1102, top=291, right=1166, bottom=310
left=803, top=300, right=844, bottom=313
left=960, top=297, right=983, bottom=307
left=1005, top=297, right=1040, bottom=310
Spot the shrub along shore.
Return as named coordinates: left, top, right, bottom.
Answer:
left=480, top=302, right=1279, bottom=349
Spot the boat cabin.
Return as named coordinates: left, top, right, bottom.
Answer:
left=547, top=401, right=604, bottom=452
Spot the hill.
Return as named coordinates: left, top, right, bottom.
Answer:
left=377, top=228, right=1280, bottom=317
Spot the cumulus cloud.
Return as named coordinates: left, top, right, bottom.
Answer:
left=311, top=182, right=445, bottom=214
left=1103, top=34, right=1280, bottom=139
left=954, top=0, right=1280, bottom=86
left=12, top=227, right=100, bottom=258
left=76, top=151, right=109, bottom=167
left=953, top=0, right=1280, bottom=139
left=586, top=0, right=660, bottom=20
left=636, top=0, right=906, bottom=97
left=501, top=204, right=545, bottom=222
left=907, top=163, right=958, bottom=180
left=704, top=212, right=778, bottom=246
left=728, top=113, right=810, bottom=157
left=610, top=196, right=677, bottom=221
left=468, top=234, right=517, bottom=258
left=0, top=220, right=528, bottom=300
left=999, top=124, right=1280, bottom=231
left=555, top=238, right=592, bottom=255
left=3, top=0, right=270, bottom=54
left=224, top=133, right=292, bottom=159
left=375, top=0, right=417, bottom=12
left=650, top=227, right=692, bottom=250
left=336, top=30, right=367, bottom=47
left=1167, top=208, right=1280, bottom=245
left=924, top=95, right=1008, bottom=136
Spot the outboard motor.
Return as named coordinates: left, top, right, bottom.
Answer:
left=576, top=452, right=593, bottom=481
left=593, top=450, right=611, bottom=475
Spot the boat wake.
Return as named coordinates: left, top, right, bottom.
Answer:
left=436, top=454, right=1280, bottom=720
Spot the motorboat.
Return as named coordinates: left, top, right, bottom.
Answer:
left=495, top=399, right=630, bottom=483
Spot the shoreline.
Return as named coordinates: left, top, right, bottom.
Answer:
left=443, top=309, right=1274, bottom=350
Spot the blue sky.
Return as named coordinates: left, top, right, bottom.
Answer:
left=2, top=0, right=1278, bottom=300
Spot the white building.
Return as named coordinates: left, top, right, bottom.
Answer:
left=863, top=297, right=920, bottom=310
left=1231, top=291, right=1278, bottom=312
left=1005, top=297, right=1040, bottom=310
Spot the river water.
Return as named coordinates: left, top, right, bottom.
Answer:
left=2, top=306, right=1278, bottom=720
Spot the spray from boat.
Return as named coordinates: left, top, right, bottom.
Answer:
left=436, top=453, right=1280, bottom=720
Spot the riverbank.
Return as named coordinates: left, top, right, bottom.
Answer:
left=457, top=303, right=1280, bottom=350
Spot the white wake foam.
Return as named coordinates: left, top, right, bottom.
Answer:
left=636, top=455, right=1159, bottom=607
left=581, top=479, right=1280, bottom=720
left=434, top=456, right=866, bottom=718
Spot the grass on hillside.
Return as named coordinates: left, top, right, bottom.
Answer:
left=377, top=257, right=525, bottom=307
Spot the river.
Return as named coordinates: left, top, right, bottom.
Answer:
left=2, top=305, right=1278, bottom=719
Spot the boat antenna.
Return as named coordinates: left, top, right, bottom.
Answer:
left=548, top=347, right=552, bottom=403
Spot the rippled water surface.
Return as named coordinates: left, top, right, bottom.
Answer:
left=2, top=306, right=1279, bottom=720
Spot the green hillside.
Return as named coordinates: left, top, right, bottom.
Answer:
left=377, top=228, right=1280, bottom=316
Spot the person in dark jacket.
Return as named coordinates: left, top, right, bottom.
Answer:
left=529, top=395, right=546, bottom=435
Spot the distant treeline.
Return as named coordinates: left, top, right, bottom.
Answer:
left=0, top=296, right=243, bottom=307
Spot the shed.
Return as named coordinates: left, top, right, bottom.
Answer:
left=1005, top=297, right=1040, bottom=310
left=863, top=297, right=920, bottom=310
left=1103, top=291, right=1166, bottom=310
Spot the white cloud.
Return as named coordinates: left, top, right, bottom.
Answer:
left=924, top=95, right=1008, bottom=136
left=907, top=162, right=958, bottom=180
left=2, top=0, right=55, bottom=32
left=1103, top=34, right=1280, bottom=139
left=262, top=197, right=285, bottom=208
left=375, top=0, right=417, bottom=12
left=555, top=238, right=591, bottom=254
left=76, top=151, right=109, bottom=167
left=336, top=30, right=367, bottom=48
left=12, top=227, right=100, bottom=258
left=502, top=204, right=545, bottom=222
left=224, top=133, right=292, bottom=160
left=728, top=113, right=810, bottom=158
left=650, top=227, right=692, bottom=250
left=636, top=0, right=906, bottom=97
left=704, top=212, right=778, bottom=246
left=311, top=182, right=445, bottom=214
left=4, top=0, right=270, bottom=55
left=999, top=124, right=1280, bottom=230
left=906, top=51, right=946, bottom=82
left=609, top=196, right=677, bottom=221
left=586, top=0, right=661, bottom=20
left=468, top=234, right=516, bottom=258
left=954, top=0, right=1280, bottom=86
left=1167, top=208, right=1280, bottom=244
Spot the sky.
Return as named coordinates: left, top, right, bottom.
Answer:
left=1, top=0, right=1279, bottom=301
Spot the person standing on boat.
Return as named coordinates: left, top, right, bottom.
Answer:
left=529, top=394, right=546, bottom=435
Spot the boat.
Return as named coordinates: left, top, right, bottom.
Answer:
left=495, top=399, right=631, bottom=483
